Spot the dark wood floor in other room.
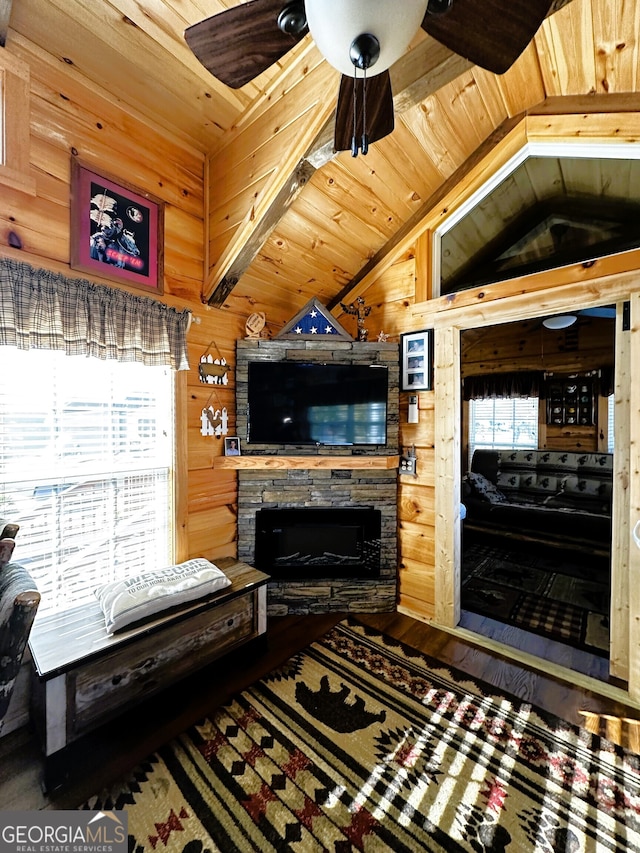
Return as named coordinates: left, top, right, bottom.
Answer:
left=459, top=532, right=613, bottom=681
left=1, top=612, right=638, bottom=811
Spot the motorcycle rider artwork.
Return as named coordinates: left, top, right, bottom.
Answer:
left=89, top=189, right=145, bottom=272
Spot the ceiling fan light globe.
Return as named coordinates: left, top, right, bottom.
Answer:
left=305, top=0, right=430, bottom=77
left=350, top=34, right=381, bottom=70
left=542, top=315, right=577, bottom=330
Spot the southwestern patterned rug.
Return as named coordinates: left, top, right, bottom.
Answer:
left=461, top=540, right=610, bottom=656
left=83, top=620, right=639, bottom=852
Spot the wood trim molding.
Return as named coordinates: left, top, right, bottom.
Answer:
left=411, top=249, right=640, bottom=329
left=0, top=48, right=36, bottom=195
left=609, top=302, right=630, bottom=682
left=627, top=292, right=640, bottom=702
left=173, top=370, right=189, bottom=563
left=433, top=324, right=461, bottom=628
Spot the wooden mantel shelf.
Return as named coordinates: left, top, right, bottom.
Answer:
left=213, top=455, right=400, bottom=470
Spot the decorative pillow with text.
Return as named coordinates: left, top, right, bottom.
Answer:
left=95, top=559, right=231, bottom=635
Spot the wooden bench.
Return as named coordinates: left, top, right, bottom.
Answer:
left=29, top=558, right=269, bottom=768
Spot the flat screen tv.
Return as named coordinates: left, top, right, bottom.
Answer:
left=247, top=361, right=388, bottom=446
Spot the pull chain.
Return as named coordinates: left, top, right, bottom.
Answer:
left=361, top=68, right=369, bottom=155
left=351, top=72, right=358, bottom=157
left=351, top=69, right=369, bottom=158
left=348, top=33, right=379, bottom=157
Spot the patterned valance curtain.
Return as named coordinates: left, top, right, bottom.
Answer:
left=0, top=258, right=190, bottom=370
left=463, top=371, right=543, bottom=401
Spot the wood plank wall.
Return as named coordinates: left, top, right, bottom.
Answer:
left=4, top=24, right=640, bottom=701
left=0, top=35, right=245, bottom=569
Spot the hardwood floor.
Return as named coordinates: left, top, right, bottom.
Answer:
left=460, top=532, right=612, bottom=680
left=0, top=611, right=638, bottom=812
left=459, top=610, right=612, bottom=681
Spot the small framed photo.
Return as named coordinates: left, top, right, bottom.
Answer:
left=400, top=330, right=433, bottom=391
left=70, top=159, right=164, bottom=293
left=224, top=437, right=241, bottom=456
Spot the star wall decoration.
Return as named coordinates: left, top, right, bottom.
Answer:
left=275, top=296, right=353, bottom=340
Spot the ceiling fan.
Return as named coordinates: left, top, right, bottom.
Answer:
left=185, top=0, right=555, bottom=157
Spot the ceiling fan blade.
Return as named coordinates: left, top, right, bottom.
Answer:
left=422, top=0, right=554, bottom=75
left=334, top=71, right=395, bottom=154
left=185, top=0, right=304, bottom=89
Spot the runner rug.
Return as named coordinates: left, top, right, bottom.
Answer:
left=461, top=540, right=610, bottom=656
left=83, top=620, right=639, bottom=852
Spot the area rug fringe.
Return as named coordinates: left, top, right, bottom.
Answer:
left=83, top=619, right=640, bottom=852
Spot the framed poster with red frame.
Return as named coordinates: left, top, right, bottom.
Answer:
left=70, top=159, right=164, bottom=294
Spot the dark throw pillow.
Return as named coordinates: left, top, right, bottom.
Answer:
left=466, top=471, right=507, bottom=504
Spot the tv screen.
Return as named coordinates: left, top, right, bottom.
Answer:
left=247, top=361, right=388, bottom=446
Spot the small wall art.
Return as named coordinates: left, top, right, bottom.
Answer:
left=70, top=159, right=164, bottom=293
left=224, top=436, right=241, bottom=456
left=400, top=330, right=433, bottom=391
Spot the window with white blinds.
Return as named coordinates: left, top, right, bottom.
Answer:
left=0, top=347, right=174, bottom=617
left=468, top=397, right=539, bottom=467
left=607, top=394, right=615, bottom=452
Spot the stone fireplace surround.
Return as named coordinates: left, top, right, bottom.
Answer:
left=235, top=338, right=400, bottom=615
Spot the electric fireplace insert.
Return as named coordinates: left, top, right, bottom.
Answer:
left=255, top=507, right=381, bottom=579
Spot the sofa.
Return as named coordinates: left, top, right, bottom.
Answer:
left=463, top=449, right=613, bottom=552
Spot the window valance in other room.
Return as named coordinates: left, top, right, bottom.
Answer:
left=0, top=258, right=190, bottom=370
left=463, top=371, right=543, bottom=401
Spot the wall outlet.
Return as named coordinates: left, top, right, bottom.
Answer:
left=399, top=455, right=417, bottom=476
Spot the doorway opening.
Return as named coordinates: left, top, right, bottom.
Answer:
left=458, top=310, right=615, bottom=681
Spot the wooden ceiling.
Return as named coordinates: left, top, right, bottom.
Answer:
left=7, top=0, right=640, bottom=321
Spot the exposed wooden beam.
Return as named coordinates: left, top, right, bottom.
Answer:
left=0, top=0, right=13, bottom=47
left=208, top=159, right=316, bottom=307
left=533, top=93, right=640, bottom=114
left=204, top=55, right=338, bottom=306
left=206, top=36, right=472, bottom=305
left=205, top=0, right=578, bottom=307
left=331, top=97, right=640, bottom=311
